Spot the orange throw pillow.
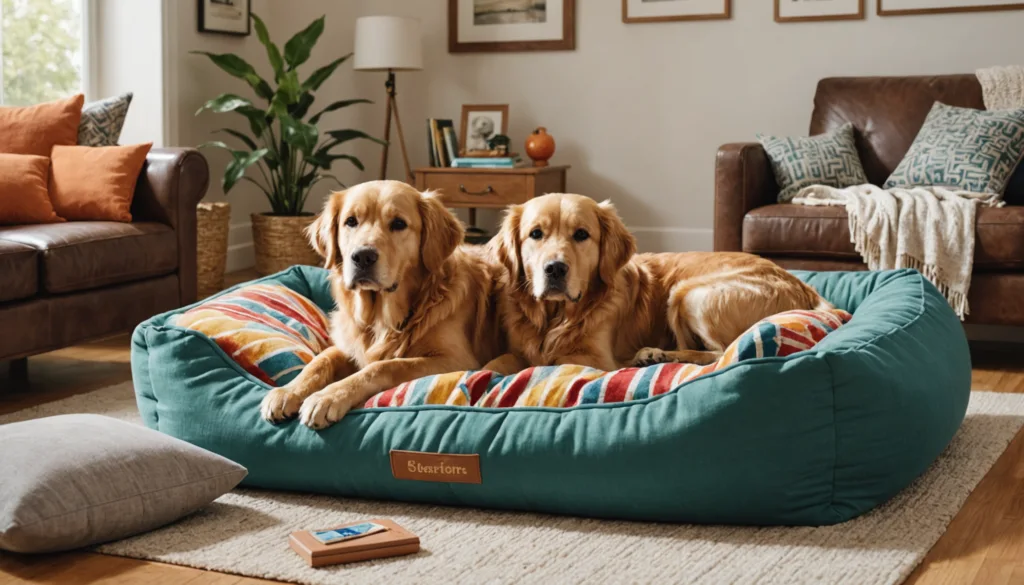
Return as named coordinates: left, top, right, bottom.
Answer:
left=0, top=94, right=84, bottom=156
left=0, top=154, right=63, bottom=225
left=49, top=143, right=153, bottom=222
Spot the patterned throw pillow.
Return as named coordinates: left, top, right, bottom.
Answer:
left=885, top=102, right=1024, bottom=196
left=366, top=308, right=853, bottom=409
left=173, top=284, right=332, bottom=386
left=78, top=93, right=133, bottom=146
left=758, top=123, right=869, bottom=203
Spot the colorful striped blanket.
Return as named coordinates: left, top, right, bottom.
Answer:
left=176, top=284, right=851, bottom=409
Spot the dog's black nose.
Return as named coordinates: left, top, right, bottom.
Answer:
left=544, top=260, right=568, bottom=281
left=351, top=247, right=379, bottom=269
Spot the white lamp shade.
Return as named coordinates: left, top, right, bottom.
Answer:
left=354, top=16, right=423, bottom=72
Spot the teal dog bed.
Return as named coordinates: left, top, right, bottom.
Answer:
left=131, top=266, right=970, bottom=526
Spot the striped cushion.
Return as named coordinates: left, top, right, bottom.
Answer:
left=368, top=308, right=852, bottom=409
left=173, top=284, right=331, bottom=386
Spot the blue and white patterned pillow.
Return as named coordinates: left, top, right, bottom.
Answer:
left=758, top=123, right=869, bottom=203
left=78, top=93, right=133, bottom=146
left=885, top=102, right=1024, bottom=196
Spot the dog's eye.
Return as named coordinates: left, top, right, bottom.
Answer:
left=344, top=216, right=358, bottom=228
left=390, top=218, right=408, bottom=232
left=573, top=229, right=590, bottom=242
left=529, top=228, right=543, bottom=240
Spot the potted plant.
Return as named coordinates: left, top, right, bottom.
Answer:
left=194, top=13, right=382, bottom=275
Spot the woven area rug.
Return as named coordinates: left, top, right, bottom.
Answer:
left=4, top=382, right=1024, bottom=585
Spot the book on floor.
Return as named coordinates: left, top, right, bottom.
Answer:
left=289, top=518, right=420, bottom=567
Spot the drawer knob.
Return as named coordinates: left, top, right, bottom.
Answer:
left=458, top=184, right=494, bottom=196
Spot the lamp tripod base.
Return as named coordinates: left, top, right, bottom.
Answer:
left=378, top=69, right=413, bottom=184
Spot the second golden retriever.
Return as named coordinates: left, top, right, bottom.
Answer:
left=260, top=181, right=502, bottom=429
left=485, top=193, right=829, bottom=373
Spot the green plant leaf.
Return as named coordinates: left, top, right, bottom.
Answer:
left=302, top=53, right=350, bottom=92
left=310, top=152, right=364, bottom=171
left=213, top=128, right=258, bottom=150
left=283, top=16, right=325, bottom=70
left=195, top=93, right=253, bottom=116
left=224, top=148, right=269, bottom=193
left=277, top=69, right=301, bottom=105
left=250, top=13, right=284, bottom=81
left=279, top=113, right=318, bottom=155
left=325, top=129, right=386, bottom=146
left=289, top=92, right=315, bottom=119
left=191, top=51, right=274, bottom=101
left=308, top=98, right=372, bottom=125
left=236, top=105, right=270, bottom=136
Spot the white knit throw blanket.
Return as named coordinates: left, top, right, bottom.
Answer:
left=976, top=65, right=1024, bottom=110
left=792, top=184, right=1001, bottom=319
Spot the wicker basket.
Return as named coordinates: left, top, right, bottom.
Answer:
left=251, top=213, right=321, bottom=276
left=196, top=202, right=231, bottom=298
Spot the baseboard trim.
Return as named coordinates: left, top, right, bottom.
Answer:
left=629, top=227, right=713, bottom=253
left=226, top=221, right=254, bottom=272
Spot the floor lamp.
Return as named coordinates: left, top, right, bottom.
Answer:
left=354, top=16, right=423, bottom=184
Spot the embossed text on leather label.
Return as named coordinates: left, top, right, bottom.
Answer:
left=390, top=450, right=481, bottom=484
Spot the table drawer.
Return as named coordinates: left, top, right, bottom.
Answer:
left=423, top=173, right=530, bottom=207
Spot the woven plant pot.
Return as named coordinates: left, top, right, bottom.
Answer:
left=251, top=213, right=321, bottom=276
left=196, top=202, right=231, bottom=298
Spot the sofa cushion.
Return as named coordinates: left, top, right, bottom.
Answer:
left=743, top=204, right=1024, bottom=271
left=809, top=75, right=985, bottom=187
left=0, top=222, right=178, bottom=294
left=0, top=240, right=38, bottom=302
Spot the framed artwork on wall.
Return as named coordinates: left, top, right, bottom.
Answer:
left=776, top=0, right=865, bottom=21
left=197, top=0, right=251, bottom=36
left=878, top=0, right=1024, bottom=15
left=622, top=0, right=731, bottom=23
left=449, top=0, right=575, bottom=53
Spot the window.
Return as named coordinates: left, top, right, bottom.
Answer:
left=0, top=0, right=86, bottom=105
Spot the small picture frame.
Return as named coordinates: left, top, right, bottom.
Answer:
left=776, top=0, right=865, bottom=22
left=622, top=0, right=731, bottom=23
left=460, top=104, right=509, bottom=154
left=198, top=0, right=251, bottom=36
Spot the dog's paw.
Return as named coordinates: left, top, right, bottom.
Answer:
left=260, top=387, right=303, bottom=424
left=630, top=347, right=671, bottom=368
left=298, top=390, right=353, bottom=430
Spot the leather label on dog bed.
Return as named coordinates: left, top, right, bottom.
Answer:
left=390, top=450, right=481, bottom=484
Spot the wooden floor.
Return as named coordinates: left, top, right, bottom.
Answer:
left=0, top=330, right=1023, bottom=583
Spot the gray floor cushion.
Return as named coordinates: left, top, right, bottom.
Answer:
left=0, top=414, right=247, bottom=553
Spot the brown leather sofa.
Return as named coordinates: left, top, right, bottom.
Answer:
left=0, top=148, right=209, bottom=374
left=715, top=74, right=1024, bottom=326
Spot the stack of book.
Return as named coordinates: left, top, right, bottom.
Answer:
left=451, top=157, right=517, bottom=169
left=426, top=118, right=457, bottom=168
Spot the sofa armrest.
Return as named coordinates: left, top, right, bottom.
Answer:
left=131, top=148, right=210, bottom=306
left=714, top=142, right=778, bottom=252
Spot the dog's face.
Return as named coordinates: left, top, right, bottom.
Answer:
left=308, top=180, right=463, bottom=292
left=495, top=193, right=635, bottom=303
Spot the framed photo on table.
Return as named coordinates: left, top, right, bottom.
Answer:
left=776, top=0, right=865, bottom=22
left=622, top=0, right=731, bottom=23
left=878, top=0, right=1024, bottom=15
left=460, top=105, right=509, bottom=153
left=449, top=0, right=575, bottom=53
left=198, top=0, right=251, bottom=36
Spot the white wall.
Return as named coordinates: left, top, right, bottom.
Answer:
left=164, top=0, right=1024, bottom=264
left=305, top=0, right=1024, bottom=252
left=165, top=0, right=276, bottom=270
left=94, top=0, right=164, bottom=146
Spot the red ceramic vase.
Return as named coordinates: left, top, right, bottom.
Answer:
left=525, top=127, right=555, bottom=167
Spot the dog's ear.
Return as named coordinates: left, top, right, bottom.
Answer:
left=308, top=190, right=345, bottom=269
left=596, top=200, right=636, bottom=285
left=418, top=191, right=464, bottom=272
left=493, top=203, right=524, bottom=282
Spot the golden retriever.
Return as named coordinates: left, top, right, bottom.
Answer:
left=260, top=180, right=502, bottom=429
left=484, top=193, right=829, bottom=373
